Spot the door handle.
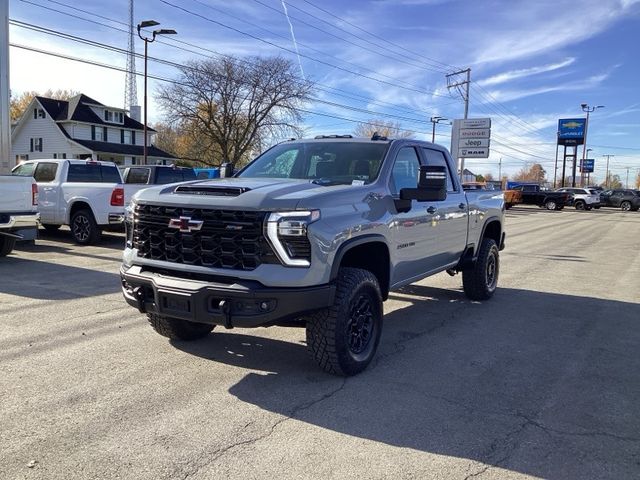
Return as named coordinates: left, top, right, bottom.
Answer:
left=458, top=203, right=466, bottom=209
left=426, top=206, right=437, bottom=214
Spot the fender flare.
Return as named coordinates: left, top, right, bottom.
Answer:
left=329, top=234, right=389, bottom=281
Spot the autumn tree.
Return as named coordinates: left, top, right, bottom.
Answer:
left=10, top=89, right=79, bottom=121
left=153, top=122, right=223, bottom=166
left=601, top=173, right=622, bottom=189
left=513, top=163, right=546, bottom=183
left=157, top=56, right=312, bottom=168
left=353, top=119, right=413, bottom=139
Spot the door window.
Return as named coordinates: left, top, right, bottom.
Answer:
left=125, top=167, right=151, bottom=184
left=390, top=147, right=421, bottom=195
left=12, top=163, right=35, bottom=176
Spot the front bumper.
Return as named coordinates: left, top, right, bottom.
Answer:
left=120, top=265, right=335, bottom=328
left=0, top=212, right=40, bottom=240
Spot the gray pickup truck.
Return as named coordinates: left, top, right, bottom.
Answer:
left=120, top=135, right=505, bottom=375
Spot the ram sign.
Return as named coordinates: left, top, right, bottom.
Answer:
left=557, top=118, right=586, bottom=146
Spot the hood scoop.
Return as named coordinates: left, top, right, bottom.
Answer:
left=173, top=185, right=251, bottom=197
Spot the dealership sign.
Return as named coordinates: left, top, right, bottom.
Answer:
left=451, top=118, right=491, bottom=158
left=580, top=158, right=595, bottom=173
left=557, top=118, right=586, bottom=146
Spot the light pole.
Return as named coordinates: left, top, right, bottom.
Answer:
left=137, top=20, right=176, bottom=165
left=430, top=116, right=449, bottom=143
left=580, top=103, right=604, bottom=186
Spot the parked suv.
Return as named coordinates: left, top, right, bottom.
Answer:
left=599, top=189, right=640, bottom=211
left=555, top=187, right=601, bottom=210
left=120, top=135, right=505, bottom=376
left=120, top=165, right=197, bottom=205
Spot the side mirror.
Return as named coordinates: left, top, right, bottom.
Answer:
left=220, top=162, right=234, bottom=178
left=400, top=165, right=447, bottom=202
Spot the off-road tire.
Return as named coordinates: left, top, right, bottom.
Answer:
left=621, top=201, right=632, bottom=211
left=147, top=313, right=214, bottom=340
left=70, top=209, right=101, bottom=245
left=305, top=267, right=383, bottom=376
left=575, top=200, right=585, bottom=210
left=0, top=236, right=16, bottom=257
left=462, top=238, right=499, bottom=301
left=42, top=224, right=61, bottom=232
left=545, top=199, right=557, bottom=210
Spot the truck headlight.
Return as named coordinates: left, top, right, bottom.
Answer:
left=266, top=210, right=320, bottom=267
left=125, top=202, right=135, bottom=249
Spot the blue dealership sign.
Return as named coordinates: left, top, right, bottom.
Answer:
left=580, top=158, right=594, bottom=173
left=558, top=118, right=586, bottom=145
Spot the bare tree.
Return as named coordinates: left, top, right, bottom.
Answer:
left=513, top=163, right=546, bottom=183
left=156, top=56, right=312, bottom=167
left=353, top=119, right=413, bottom=139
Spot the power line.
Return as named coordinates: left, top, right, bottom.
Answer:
left=22, top=0, right=448, bottom=118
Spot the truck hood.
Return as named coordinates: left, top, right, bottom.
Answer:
left=132, top=177, right=363, bottom=210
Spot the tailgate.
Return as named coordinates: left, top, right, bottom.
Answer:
left=0, top=175, right=36, bottom=212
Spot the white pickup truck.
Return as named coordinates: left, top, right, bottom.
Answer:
left=12, top=159, right=125, bottom=244
left=0, top=175, right=40, bottom=257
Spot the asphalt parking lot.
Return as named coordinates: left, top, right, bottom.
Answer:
left=1, top=206, right=639, bottom=480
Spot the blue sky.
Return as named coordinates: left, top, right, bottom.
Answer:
left=8, top=0, right=640, bottom=181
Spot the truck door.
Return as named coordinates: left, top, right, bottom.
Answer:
left=420, top=147, right=468, bottom=270
left=388, top=146, right=433, bottom=284
left=33, top=162, right=60, bottom=224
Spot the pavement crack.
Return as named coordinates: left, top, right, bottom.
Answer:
left=179, top=379, right=347, bottom=480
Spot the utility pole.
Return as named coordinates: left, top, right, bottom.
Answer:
left=626, top=167, right=630, bottom=189
left=446, top=68, right=470, bottom=180
left=580, top=103, right=604, bottom=187
left=602, top=154, right=614, bottom=188
left=498, top=157, right=502, bottom=184
left=553, top=143, right=559, bottom=188
left=0, top=0, right=10, bottom=173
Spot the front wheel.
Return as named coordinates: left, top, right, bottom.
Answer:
left=70, top=209, right=101, bottom=245
left=0, top=236, right=16, bottom=257
left=621, top=201, right=632, bottom=211
left=545, top=200, right=557, bottom=210
left=147, top=314, right=215, bottom=340
left=463, top=238, right=499, bottom=301
left=306, top=267, right=383, bottom=376
left=575, top=201, right=585, bottom=210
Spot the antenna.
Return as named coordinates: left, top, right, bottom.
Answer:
left=124, top=0, right=138, bottom=112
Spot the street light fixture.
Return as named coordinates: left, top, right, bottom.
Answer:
left=580, top=103, right=604, bottom=186
left=137, top=20, right=176, bottom=165
left=430, top=116, right=450, bottom=143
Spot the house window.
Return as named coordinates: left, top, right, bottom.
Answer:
left=30, top=138, right=43, bottom=152
left=33, top=108, right=45, bottom=119
left=104, top=110, right=124, bottom=124
left=123, top=130, right=132, bottom=144
left=103, top=127, right=108, bottom=142
left=93, top=126, right=104, bottom=141
left=52, top=153, right=67, bottom=159
left=131, top=131, right=136, bottom=144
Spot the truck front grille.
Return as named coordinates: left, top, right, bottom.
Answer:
left=133, top=204, right=278, bottom=270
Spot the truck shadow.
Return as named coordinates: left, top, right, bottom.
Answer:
left=173, top=285, right=640, bottom=479
left=0, top=256, right=120, bottom=300
left=35, top=227, right=126, bottom=250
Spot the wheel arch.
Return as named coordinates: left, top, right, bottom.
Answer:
left=68, top=200, right=95, bottom=224
left=330, top=234, right=391, bottom=300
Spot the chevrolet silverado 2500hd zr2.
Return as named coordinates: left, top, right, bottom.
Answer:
left=120, top=135, right=505, bottom=375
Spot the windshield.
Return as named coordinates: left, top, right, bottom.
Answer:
left=238, top=141, right=390, bottom=185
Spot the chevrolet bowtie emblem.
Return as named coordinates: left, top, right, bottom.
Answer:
left=168, top=216, right=204, bottom=233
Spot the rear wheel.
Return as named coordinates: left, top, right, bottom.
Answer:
left=545, top=200, right=557, bottom=210
left=463, top=238, right=499, bottom=301
left=147, top=314, right=214, bottom=340
left=0, top=236, right=16, bottom=257
left=621, top=201, right=632, bottom=211
left=306, top=267, right=383, bottom=376
left=70, top=209, right=101, bottom=245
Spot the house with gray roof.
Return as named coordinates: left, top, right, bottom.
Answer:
left=10, top=94, right=175, bottom=170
